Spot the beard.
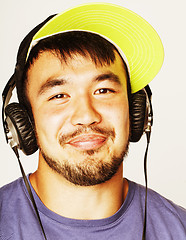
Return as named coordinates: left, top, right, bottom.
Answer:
left=38, top=126, right=129, bottom=186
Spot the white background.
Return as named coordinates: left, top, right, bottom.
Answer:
left=0, top=0, right=186, bottom=209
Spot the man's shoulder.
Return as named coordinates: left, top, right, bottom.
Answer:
left=0, top=177, right=27, bottom=209
left=131, top=180, right=186, bottom=231
left=0, top=177, right=23, bottom=199
left=0, top=177, right=44, bottom=239
left=129, top=180, right=186, bottom=238
left=147, top=184, right=186, bottom=217
left=132, top=180, right=186, bottom=215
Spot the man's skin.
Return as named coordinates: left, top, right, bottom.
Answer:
left=27, top=50, right=130, bottom=220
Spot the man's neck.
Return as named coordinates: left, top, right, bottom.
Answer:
left=30, top=159, right=128, bottom=220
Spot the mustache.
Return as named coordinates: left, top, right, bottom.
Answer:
left=59, top=126, right=115, bottom=146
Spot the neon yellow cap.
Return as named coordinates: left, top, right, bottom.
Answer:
left=31, top=3, right=164, bottom=93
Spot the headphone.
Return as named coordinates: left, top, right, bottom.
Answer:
left=2, top=15, right=153, bottom=156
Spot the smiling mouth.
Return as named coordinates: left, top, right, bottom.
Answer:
left=67, top=134, right=107, bottom=150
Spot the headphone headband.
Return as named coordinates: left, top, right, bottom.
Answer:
left=2, top=15, right=56, bottom=140
left=2, top=14, right=56, bottom=106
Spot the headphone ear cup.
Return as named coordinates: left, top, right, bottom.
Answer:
left=5, top=103, right=38, bottom=155
left=129, top=89, right=147, bottom=142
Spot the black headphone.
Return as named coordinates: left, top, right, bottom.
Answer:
left=2, top=14, right=153, bottom=156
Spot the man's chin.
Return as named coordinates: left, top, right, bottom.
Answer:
left=40, top=152, right=126, bottom=187
left=39, top=139, right=129, bottom=186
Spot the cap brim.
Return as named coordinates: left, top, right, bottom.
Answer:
left=32, top=3, right=164, bottom=93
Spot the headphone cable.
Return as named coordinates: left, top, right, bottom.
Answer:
left=12, top=147, right=47, bottom=240
left=142, top=131, right=151, bottom=240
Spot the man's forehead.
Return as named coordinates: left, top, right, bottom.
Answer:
left=28, top=49, right=126, bottom=75
left=27, top=50, right=127, bottom=90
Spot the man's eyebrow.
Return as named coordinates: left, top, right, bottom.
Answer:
left=38, top=78, right=68, bottom=96
left=37, top=72, right=121, bottom=96
left=93, top=72, right=122, bottom=85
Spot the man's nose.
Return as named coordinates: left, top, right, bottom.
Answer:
left=70, top=96, right=101, bottom=126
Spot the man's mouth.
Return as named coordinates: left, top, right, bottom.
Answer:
left=67, top=134, right=107, bottom=150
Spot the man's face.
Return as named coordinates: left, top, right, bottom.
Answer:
left=26, top=50, right=130, bottom=186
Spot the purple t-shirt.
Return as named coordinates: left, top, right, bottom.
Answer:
left=0, top=177, right=186, bottom=239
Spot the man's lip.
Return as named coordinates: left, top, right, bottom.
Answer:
left=67, top=134, right=107, bottom=150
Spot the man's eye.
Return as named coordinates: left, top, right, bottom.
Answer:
left=94, top=88, right=115, bottom=94
left=49, top=93, right=69, bottom=100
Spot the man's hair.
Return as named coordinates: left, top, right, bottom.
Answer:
left=21, top=31, right=131, bottom=116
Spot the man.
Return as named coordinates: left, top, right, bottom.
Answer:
left=1, top=3, right=186, bottom=240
